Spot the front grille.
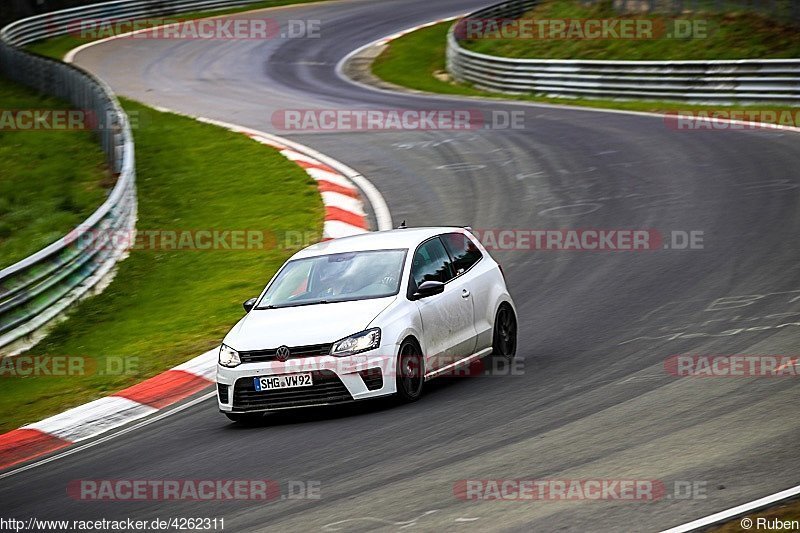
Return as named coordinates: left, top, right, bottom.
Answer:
left=239, top=343, right=333, bottom=364
left=358, top=368, right=383, bottom=391
left=232, top=370, right=352, bottom=411
left=217, top=383, right=229, bottom=403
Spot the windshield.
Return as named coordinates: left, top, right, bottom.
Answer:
left=256, top=249, right=407, bottom=309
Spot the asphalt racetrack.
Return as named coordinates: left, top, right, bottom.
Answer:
left=3, top=1, right=800, bottom=531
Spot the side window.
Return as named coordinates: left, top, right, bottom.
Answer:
left=442, top=233, right=482, bottom=275
left=411, top=238, right=454, bottom=288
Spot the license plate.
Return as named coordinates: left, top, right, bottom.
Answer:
left=253, top=373, right=313, bottom=391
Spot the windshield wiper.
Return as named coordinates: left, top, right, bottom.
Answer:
left=289, top=299, right=331, bottom=307
left=256, top=300, right=332, bottom=310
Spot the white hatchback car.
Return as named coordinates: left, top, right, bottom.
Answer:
left=216, top=226, right=517, bottom=422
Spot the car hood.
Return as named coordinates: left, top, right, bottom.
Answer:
left=223, top=297, right=395, bottom=351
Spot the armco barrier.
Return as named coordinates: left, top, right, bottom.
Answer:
left=447, top=0, right=800, bottom=104
left=0, top=0, right=269, bottom=354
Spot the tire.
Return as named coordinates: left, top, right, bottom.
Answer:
left=492, top=304, right=517, bottom=362
left=225, top=412, right=263, bottom=424
left=395, top=338, right=425, bottom=402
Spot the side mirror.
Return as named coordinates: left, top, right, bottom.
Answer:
left=243, top=297, right=258, bottom=312
left=413, top=281, right=445, bottom=300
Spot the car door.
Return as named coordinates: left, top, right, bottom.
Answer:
left=410, top=236, right=477, bottom=373
left=441, top=232, right=491, bottom=351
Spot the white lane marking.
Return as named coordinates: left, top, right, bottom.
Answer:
left=435, top=163, right=486, bottom=171
left=0, top=391, right=216, bottom=480
left=322, top=510, right=438, bottom=531
left=321, top=191, right=366, bottom=215
left=322, top=220, right=368, bottom=239
left=24, top=396, right=157, bottom=442
left=538, top=203, right=602, bottom=217
left=660, top=484, right=800, bottom=533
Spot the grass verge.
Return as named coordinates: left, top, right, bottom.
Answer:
left=461, top=0, right=800, bottom=60
left=1, top=99, right=323, bottom=432
left=27, top=0, right=327, bottom=60
left=0, top=75, right=109, bottom=269
left=371, top=21, right=800, bottom=124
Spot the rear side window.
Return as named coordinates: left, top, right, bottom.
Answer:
left=441, top=233, right=482, bottom=275
left=411, top=238, right=454, bottom=288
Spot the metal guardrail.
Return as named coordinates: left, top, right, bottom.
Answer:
left=0, top=0, right=268, bottom=353
left=447, top=0, right=800, bottom=104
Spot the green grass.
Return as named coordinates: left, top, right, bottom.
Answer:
left=27, top=0, right=327, bottom=60
left=1, top=99, right=323, bottom=432
left=461, top=0, right=800, bottom=60
left=0, top=76, right=109, bottom=269
left=373, top=24, right=489, bottom=98
left=372, top=21, right=800, bottom=123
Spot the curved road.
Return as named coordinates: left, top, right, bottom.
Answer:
left=4, top=1, right=800, bottom=531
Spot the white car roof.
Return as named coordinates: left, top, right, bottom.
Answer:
left=291, top=227, right=470, bottom=259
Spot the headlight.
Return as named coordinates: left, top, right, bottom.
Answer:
left=219, top=344, right=241, bottom=367
left=330, top=328, right=381, bottom=357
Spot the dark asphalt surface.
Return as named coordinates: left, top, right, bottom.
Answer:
left=3, top=1, right=800, bottom=531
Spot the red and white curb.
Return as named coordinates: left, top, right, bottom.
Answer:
left=0, top=109, right=391, bottom=472
left=0, top=348, right=217, bottom=471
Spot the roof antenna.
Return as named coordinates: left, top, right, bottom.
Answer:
left=397, top=220, right=407, bottom=229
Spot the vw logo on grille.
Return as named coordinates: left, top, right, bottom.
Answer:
left=275, top=345, right=291, bottom=362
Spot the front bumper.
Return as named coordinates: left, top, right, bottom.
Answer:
left=216, top=346, right=397, bottom=413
